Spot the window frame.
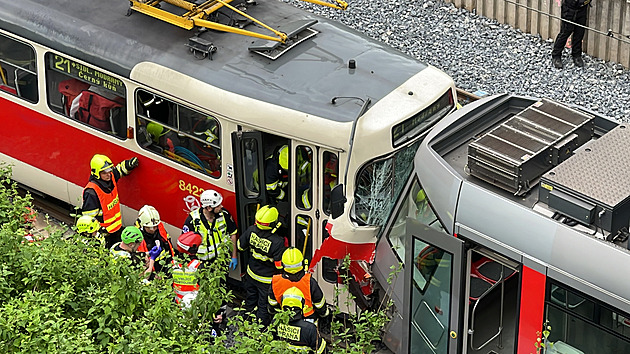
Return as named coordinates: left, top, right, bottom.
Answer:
left=134, top=88, right=222, bottom=179
left=0, top=32, right=38, bottom=103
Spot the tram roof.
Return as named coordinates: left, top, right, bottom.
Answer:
left=0, top=0, right=429, bottom=122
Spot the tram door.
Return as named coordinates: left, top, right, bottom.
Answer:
left=231, top=131, right=268, bottom=233
left=403, top=218, right=464, bottom=354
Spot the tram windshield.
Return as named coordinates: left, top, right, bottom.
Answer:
left=353, top=90, right=454, bottom=229
left=353, top=140, right=420, bottom=227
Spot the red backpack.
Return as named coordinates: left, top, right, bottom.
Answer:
left=76, top=90, right=123, bottom=132
left=58, top=79, right=89, bottom=115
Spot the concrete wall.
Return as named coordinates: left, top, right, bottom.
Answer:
left=449, top=0, right=630, bottom=67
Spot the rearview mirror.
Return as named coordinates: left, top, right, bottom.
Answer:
left=331, top=184, right=346, bottom=219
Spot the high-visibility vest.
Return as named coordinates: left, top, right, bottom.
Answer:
left=84, top=178, right=122, bottom=233
left=172, top=259, right=201, bottom=302
left=272, top=273, right=314, bottom=317
left=189, top=209, right=232, bottom=260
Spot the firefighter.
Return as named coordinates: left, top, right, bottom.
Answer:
left=173, top=231, right=228, bottom=336
left=75, top=215, right=101, bottom=241
left=136, top=205, right=175, bottom=274
left=110, top=226, right=161, bottom=279
left=268, top=247, right=329, bottom=323
left=275, top=287, right=327, bottom=353
left=146, top=122, right=180, bottom=153
left=82, top=154, right=139, bottom=248
left=237, top=205, right=286, bottom=324
left=182, top=189, right=238, bottom=269
left=265, top=145, right=289, bottom=203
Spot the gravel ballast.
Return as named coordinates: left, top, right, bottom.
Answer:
left=288, top=0, right=630, bottom=122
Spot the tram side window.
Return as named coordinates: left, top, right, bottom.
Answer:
left=386, top=178, right=445, bottom=262
left=0, top=33, right=37, bottom=102
left=135, top=89, right=221, bottom=178
left=545, top=283, right=630, bottom=353
left=322, top=151, right=338, bottom=215
left=45, top=53, right=126, bottom=139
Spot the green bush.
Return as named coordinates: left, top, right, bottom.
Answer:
left=0, top=164, right=392, bottom=353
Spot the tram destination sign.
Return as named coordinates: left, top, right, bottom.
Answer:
left=50, top=54, right=125, bottom=95
left=391, top=90, right=454, bottom=147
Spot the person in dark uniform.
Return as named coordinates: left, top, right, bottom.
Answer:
left=237, top=205, right=286, bottom=325
left=82, top=154, right=138, bottom=248
left=275, top=287, right=327, bottom=353
left=265, top=145, right=289, bottom=203
left=268, top=247, right=329, bottom=323
left=552, top=0, right=592, bottom=69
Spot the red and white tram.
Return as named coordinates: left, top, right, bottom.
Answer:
left=0, top=0, right=456, bottom=310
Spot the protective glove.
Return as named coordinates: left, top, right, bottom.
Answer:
left=122, top=157, right=139, bottom=175
left=149, top=245, right=162, bottom=260
left=229, top=257, right=238, bottom=270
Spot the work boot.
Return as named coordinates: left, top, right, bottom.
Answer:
left=573, top=56, right=584, bottom=67
left=552, top=57, right=563, bottom=69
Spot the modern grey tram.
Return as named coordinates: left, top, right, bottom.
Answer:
left=373, top=94, right=630, bottom=353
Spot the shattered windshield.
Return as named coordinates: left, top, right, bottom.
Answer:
left=353, top=140, right=420, bottom=227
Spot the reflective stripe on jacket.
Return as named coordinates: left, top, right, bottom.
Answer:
left=173, top=259, right=201, bottom=301
left=272, top=273, right=314, bottom=317
left=85, top=178, right=121, bottom=233
left=190, top=209, right=232, bottom=260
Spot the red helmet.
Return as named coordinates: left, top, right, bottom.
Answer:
left=177, top=232, right=202, bottom=255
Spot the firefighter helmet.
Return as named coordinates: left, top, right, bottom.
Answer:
left=121, top=226, right=143, bottom=244
left=282, top=247, right=305, bottom=274
left=90, top=154, right=114, bottom=178
left=76, top=215, right=100, bottom=234
left=138, top=205, right=160, bottom=228
left=177, top=231, right=202, bottom=255
left=278, top=145, right=289, bottom=170
left=200, top=189, right=223, bottom=208
left=281, top=287, right=306, bottom=310
left=255, top=205, right=278, bottom=230
left=146, top=122, right=167, bottom=144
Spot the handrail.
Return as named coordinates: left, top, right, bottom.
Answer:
left=468, top=267, right=505, bottom=351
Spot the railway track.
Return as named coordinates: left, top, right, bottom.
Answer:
left=18, top=185, right=75, bottom=238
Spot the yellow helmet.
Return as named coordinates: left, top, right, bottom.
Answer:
left=255, top=205, right=278, bottom=230
left=146, top=122, right=166, bottom=144
left=281, top=287, right=305, bottom=310
left=90, top=154, right=114, bottom=178
left=76, top=215, right=100, bottom=234
left=278, top=145, right=289, bottom=170
left=282, top=247, right=305, bottom=274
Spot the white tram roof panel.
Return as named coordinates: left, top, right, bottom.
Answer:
left=0, top=0, right=430, bottom=122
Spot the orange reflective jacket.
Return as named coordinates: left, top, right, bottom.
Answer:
left=84, top=178, right=122, bottom=233
left=272, top=273, right=314, bottom=317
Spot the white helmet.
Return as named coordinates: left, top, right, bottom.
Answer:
left=200, top=189, right=223, bottom=208
left=138, top=205, right=160, bottom=228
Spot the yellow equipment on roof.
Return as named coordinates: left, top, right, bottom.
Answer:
left=128, top=0, right=347, bottom=43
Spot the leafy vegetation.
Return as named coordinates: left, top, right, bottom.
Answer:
left=0, top=164, right=393, bottom=353
left=534, top=320, right=554, bottom=354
